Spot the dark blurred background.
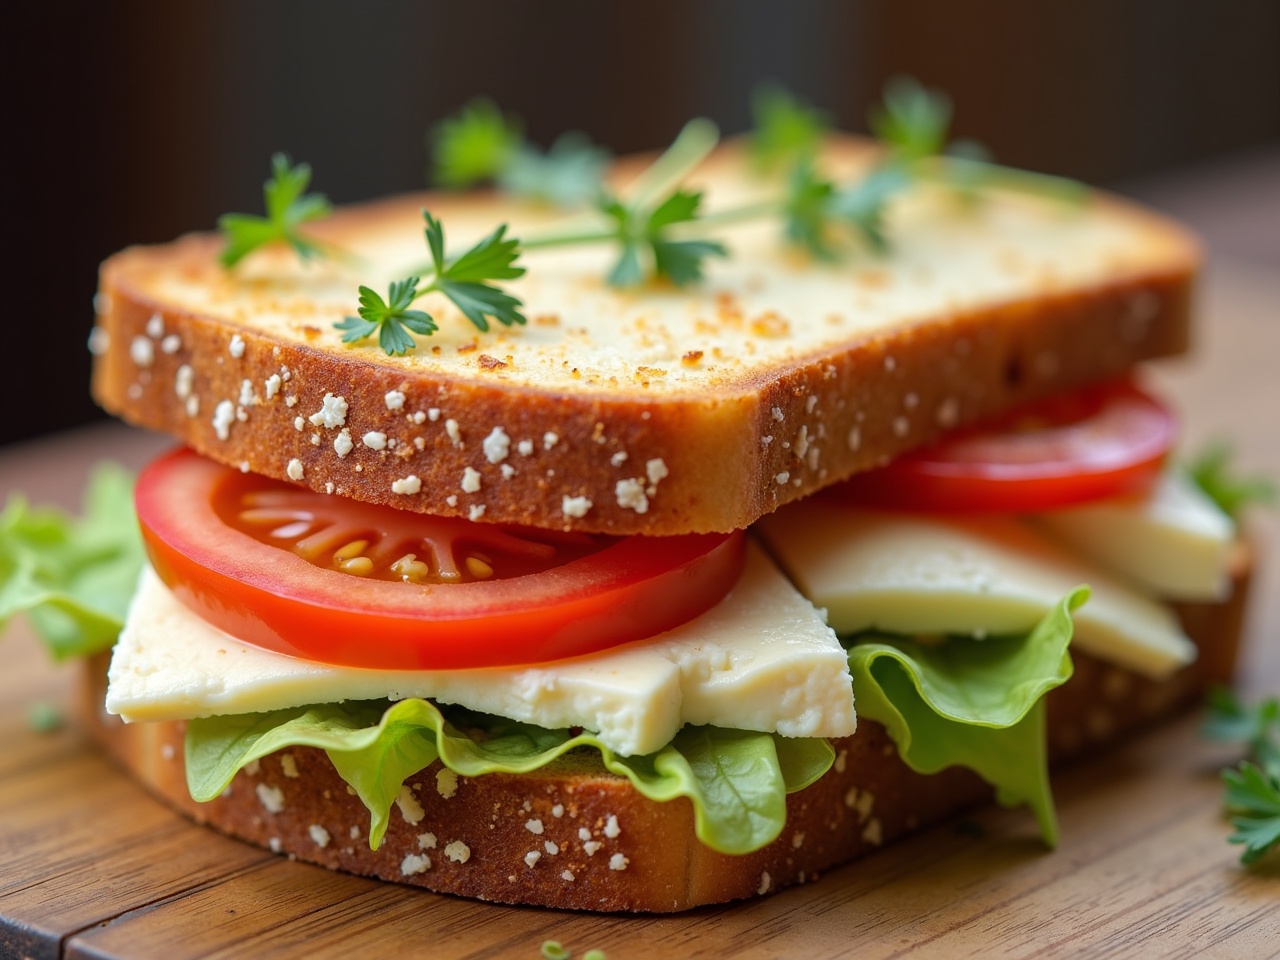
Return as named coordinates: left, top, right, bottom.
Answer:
left=3, top=0, right=1278, bottom=446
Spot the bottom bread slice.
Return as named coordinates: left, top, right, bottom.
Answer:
left=80, top=547, right=1251, bottom=913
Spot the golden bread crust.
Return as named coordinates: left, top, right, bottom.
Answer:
left=90, top=142, right=1199, bottom=534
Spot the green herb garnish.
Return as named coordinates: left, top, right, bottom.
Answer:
left=330, top=79, right=1087, bottom=353
left=750, top=83, right=830, bottom=171
left=431, top=98, right=522, bottom=189
left=431, top=99, right=609, bottom=206
left=1204, top=688, right=1280, bottom=865
left=336, top=212, right=526, bottom=354
left=218, top=154, right=333, bottom=268
left=1188, top=442, right=1277, bottom=519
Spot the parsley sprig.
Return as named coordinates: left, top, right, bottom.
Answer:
left=431, top=97, right=610, bottom=207
left=1204, top=688, right=1280, bottom=866
left=1188, top=442, right=1277, bottom=519
left=199, top=79, right=1088, bottom=354
left=336, top=213, right=526, bottom=356
left=218, top=154, right=333, bottom=268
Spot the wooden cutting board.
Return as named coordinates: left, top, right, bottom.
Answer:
left=2, top=262, right=1277, bottom=960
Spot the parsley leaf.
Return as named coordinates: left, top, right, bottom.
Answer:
left=781, top=159, right=910, bottom=259
left=601, top=189, right=727, bottom=287
left=431, top=98, right=522, bottom=189
left=1188, top=442, right=1277, bottom=519
left=1204, top=688, right=1280, bottom=774
left=335, top=277, right=436, bottom=357
left=422, top=211, right=526, bottom=331
left=218, top=154, right=332, bottom=268
left=750, top=84, right=829, bottom=172
left=1204, top=688, right=1280, bottom=865
left=1222, top=762, right=1280, bottom=865
left=870, top=76, right=952, bottom=164
left=498, top=133, right=611, bottom=206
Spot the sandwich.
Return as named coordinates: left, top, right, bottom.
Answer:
left=7, top=96, right=1252, bottom=912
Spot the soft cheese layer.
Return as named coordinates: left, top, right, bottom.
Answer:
left=106, top=543, right=856, bottom=756
left=1029, top=470, right=1234, bottom=601
left=755, top=502, right=1196, bottom=678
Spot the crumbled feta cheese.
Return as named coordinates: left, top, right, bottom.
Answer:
left=500, top=464, right=515, bottom=479
left=400, top=853, right=431, bottom=876
left=412, top=410, right=426, bottom=425
left=468, top=504, right=486, bottom=521
left=161, top=334, right=181, bottom=354
left=146, top=313, right=164, bottom=338
left=615, top=479, right=648, bottom=513
left=583, top=841, right=602, bottom=856
left=392, top=475, right=422, bottom=495
left=445, top=419, right=462, bottom=445
left=775, top=472, right=790, bottom=484
left=609, top=853, right=629, bottom=871
left=362, top=431, right=387, bottom=450
left=603, top=815, right=620, bottom=838
left=185, top=396, right=199, bottom=417
left=757, top=871, right=771, bottom=894
left=544, top=840, right=559, bottom=855
left=525, top=819, right=544, bottom=835
left=517, top=440, right=534, bottom=456
left=256, top=783, right=285, bottom=813
left=645, top=458, right=669, bottom=486
left=213, top=400, right=235, bottom=441
left=543, top=431, right=559, bottom=450
left=524, top=851, right=541, bottom=868
left=396, top=785, right=425, bottom=824
left=238, top=379, right=256, bottom=407
left=309, top=393, right=348, bottom=429
left=286, top=459, right=304, bottom=481
left=427, top=407, right=440, bottom=422
left=417, top=832, right=437, bottom=849
left=482, top=427, right=511, bottom=464
left=436, top=769, right=458, bottom=799
left=280, top=754, right=299, bottom=778
left=385, top=390, right=405, bottom=410
left=294, top=416, right=304, bottom=431
left=561, top=495, right=592, bottom=518
left=264, top=374, right=281, bottom=399
left=551, top=804, right=564, bottom=818
left=461, top=467, right=482, bottom=493
left=308, top=824, right=330, bottom=848
left=229, top=334, right=246, bottom=358
left=175, top=365, right=194, bottom=400
left=444, top=841, right=471, bottom=863
left=87, top=327, right=109, bottom=355
left=561, top=870, right=575, bottom=882
left=130, top=336, right=154, bottom=367
left=333, top=429, right=353, bottom=458
left=772, top=407, right=784, bottom=422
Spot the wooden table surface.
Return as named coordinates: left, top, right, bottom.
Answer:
left=2, top=258, right=1278, bottom=959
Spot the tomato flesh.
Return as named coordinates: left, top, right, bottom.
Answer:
left=828, top=380, right=1176, bottom=513
left=136, top=449, right=746, bottom=669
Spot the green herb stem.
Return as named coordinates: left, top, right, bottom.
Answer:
left=623, top=118, right=720, bottom=212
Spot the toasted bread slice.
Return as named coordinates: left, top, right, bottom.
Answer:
left=91, top=140, right=1198, bottom=534
left=81, top=542, right=1249, bottom=912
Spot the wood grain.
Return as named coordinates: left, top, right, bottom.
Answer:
left=1, top=260, right=1277, bottom=958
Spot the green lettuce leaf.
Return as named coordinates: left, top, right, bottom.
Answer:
left=0, top=465, right=144, bottom=658
left=846, top=587, right=1086, bottom=846
left=187, top=700, right=834, bottom=855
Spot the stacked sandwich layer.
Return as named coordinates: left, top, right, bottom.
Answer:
left=71, top=139, right=1251, bottom=912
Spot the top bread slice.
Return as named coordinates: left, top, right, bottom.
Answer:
left=91, top=138, right=1198, bottom=535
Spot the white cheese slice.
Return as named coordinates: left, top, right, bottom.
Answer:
left=755, top=502, right=1196, bottom=678
left=106, top=543, right=856, bottom=757
left=1028, top=470, right=1235, bottom=601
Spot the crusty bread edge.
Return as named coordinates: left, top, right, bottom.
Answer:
left=90, top=162, right=1200, bottom=536
left=80, top=543, right=1249, bottom=912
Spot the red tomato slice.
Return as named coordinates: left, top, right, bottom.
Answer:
left=828, top=380, right=1176, bottom=513
left=135, top=449, right=746, bottom=670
